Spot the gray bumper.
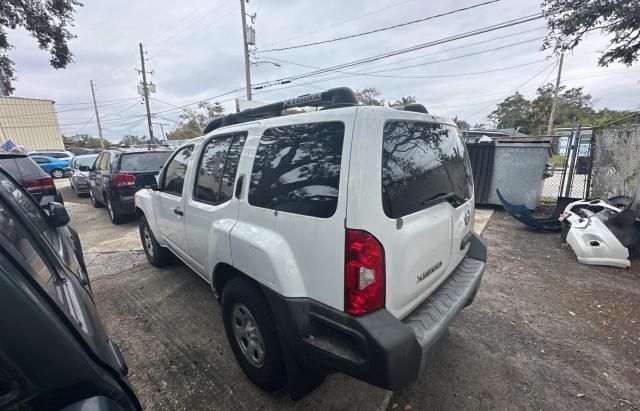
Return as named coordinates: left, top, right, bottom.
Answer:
left=403, top=240, right=486, bottom=373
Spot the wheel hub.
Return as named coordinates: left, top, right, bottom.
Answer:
left=231, top=303, right=265, bottom=368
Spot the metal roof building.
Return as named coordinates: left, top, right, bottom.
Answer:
left=0, top=96, right=64, bottom=150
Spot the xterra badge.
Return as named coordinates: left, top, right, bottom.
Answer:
left=417, top=261, right=442, bottom=283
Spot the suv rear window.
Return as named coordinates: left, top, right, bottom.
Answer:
left=249, top=121, right=345, bottom=218
left=119, top=152, right=172, bottom=172
left=382, top=121, right=472, bottom=218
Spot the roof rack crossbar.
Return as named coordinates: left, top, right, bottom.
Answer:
left=203, top=87, right=358, bottom=134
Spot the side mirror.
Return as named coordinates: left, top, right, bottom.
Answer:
left=147, top=180, right=159, bottom=191
left=47, top=202, right=70, bottom=227
left=79, top=165, right=91, bottom=172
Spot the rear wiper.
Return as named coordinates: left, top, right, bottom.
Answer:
left=421, top=192, right=468, bottom=208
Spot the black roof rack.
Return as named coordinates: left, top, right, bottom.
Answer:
left=203, top=87, right=358, bottom=134
left=403, top=103, right=429, bottom=114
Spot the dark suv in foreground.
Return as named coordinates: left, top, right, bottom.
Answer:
left=89, top=149, right=172, bottom=224
left=0, top=153, right=64, bottom=206
left=0, top=167, right=140, bottom=410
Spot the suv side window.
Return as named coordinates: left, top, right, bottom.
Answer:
left=101, top=153, right=111, bottom=171
left=194, top=134, right=246, bottom=205
left=162, top=146, right=194, bottom=196
left=0, top=197, right=62, bottom=305
left=249, top=121, right=345, bottom=218
left=33, top=157, right=50, bottom=164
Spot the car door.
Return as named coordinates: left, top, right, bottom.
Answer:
left=32, top=156, right=51, bottom=173
left=155, top=146, right=194, bottom=260
left=96, top=153, right=111, bottom=203
left=185, top=133, right=246, bottom=276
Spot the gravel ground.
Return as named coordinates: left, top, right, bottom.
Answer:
left=60, top=182, right=639, bottom=410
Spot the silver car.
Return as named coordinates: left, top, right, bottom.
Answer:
left=69, top=154, right=98, bottom=196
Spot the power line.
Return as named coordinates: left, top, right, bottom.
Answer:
left=255, top=14, right=545, bottom=86
left=151, top=14, right=545, bottom=116
left=263, top=37, right=546, bottom=80
left=465, top=62, right=559, bottom=120
left=257, top=0, right=501, bottom=53
left=260, top=0, right=416, bottom=49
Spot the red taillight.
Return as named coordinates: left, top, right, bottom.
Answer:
left=26, top=176, right=56, bottom=195
left=345, top=229, right=385, bottom=315
left=114, top=173, right=136, bottom=186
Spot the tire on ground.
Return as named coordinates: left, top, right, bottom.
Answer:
left=90, top=189, right=104, bottom=208
left=221, top=276, right=286, bottom=392
left=139, top=215, right=172, bottom=267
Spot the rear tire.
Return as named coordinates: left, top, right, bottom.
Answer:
left=139, top=215, right=172, bottom=267
left=51, top=168, right=64, bottom=179
left=106, top=197, right=125, bottom=224
left=90, top=189, right=104, bottom=208
left=222, top=276, right=286, bottom=392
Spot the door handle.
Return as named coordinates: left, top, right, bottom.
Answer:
left=173, top=207, right=184, bottom=216
left=235, top=175, right=245, bottom=199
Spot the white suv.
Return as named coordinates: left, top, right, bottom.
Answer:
left=135, top=87, right=486, bottom=398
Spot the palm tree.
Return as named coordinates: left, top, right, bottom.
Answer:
left=391, top=96, right=417, bottom=108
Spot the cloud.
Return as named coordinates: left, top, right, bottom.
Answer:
left=5, top=0, right=639, bottom=138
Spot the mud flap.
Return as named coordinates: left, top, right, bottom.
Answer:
left=281, top=338, right=326, bottom=401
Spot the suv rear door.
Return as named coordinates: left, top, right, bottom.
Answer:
left=185, top=133, right=247, bottom=275
left=348, top=111, right=474, bottom=319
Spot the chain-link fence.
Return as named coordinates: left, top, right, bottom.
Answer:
left=539, top=134, right=592, bottom=203
left=590, top=113, right=640, bottom=210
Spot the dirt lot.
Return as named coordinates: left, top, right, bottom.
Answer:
left=59, top=181, right=640, bottom=410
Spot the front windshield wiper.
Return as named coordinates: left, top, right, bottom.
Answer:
left=421, top=192, right=468, bottom=208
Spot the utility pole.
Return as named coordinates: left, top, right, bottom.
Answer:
left=546, top=52, right=564, bottom=136
left=152, top=122, right=169, bottom=140
left=89, top=80, right=105, bottom=149
left=138, top=42, right=155, bottom=145
left=240, top=0, right=252, bottom=101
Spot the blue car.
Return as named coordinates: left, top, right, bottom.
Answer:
left=30, top=155, right=72, bottom=178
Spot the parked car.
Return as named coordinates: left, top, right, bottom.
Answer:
left=28, top=149, right=75, bottom=162
left=0, top=153, right=64, bottom=206
left=70, top=154, right=99, bottom=196
left=0, top=167, right=141, bottom=410
left=89, top=148, right=173, bottom=224
left=31, top=155, right=72, bottom=178
left=135, top=88, right=487, bottom=399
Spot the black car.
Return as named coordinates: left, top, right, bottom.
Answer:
left=0, top=167, right=140, bottom=410
left=89, top=149, right=172, bottom=224
left=0, top=153, right=64, bottom=206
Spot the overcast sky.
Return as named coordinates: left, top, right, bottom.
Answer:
left=6, top=0, right=640, bottom=141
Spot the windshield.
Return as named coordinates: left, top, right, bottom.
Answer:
left=75, top=156, right=98, bottom=168
left=119, top=152, right=172, bottom=172
left=381, top=121, right=473, bottom=218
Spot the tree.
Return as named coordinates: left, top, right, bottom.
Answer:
left=488, top=84, right=625, bottom=134
left=69, top=134, right=110, bottom=149
left=488, top=92, right=531, bottom=130
left=452, top=116, right=470, bottom=131
left=0, top=0, right=82, bottom=94
left=166, top=101, right=225, bottom=140
left=119, top=135, right=145, bottom=146
left=355, top=87, right=385, bottom=106
left=542, top=0, right=640, bottom=66
left=391, top=96, right=417, bottom=108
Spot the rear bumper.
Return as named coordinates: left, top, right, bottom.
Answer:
left=110, top=195, right=136, bottom=215
left=264, top=233, right=486, bottom=391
